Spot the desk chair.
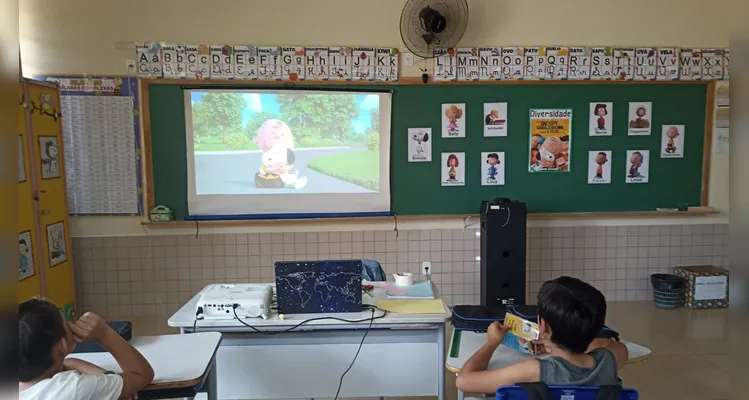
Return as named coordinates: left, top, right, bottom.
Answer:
left=497, top=383, right=637, bottom=400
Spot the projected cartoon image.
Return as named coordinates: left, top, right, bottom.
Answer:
left=191, top=91, right=380, bottom=195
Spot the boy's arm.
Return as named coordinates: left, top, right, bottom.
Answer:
left=455, top=321, right=540, bottom=394
left=455, top=340, right=540, bottom=394
left=63, top=358, right=106, bottom=375
left=97, top=328, right=155, bottom=399
left=68, top=313, right=155, bottom=400
left=587, top=338, right=629, bottom=369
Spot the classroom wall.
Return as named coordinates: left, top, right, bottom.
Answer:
left=19, top=0, right=733, bottom=239
left=74, top=224, right=729, bottom=317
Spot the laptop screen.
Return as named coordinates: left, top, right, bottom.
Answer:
left=274, top=260, right=363, bottom=314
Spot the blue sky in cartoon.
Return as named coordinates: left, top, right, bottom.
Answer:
left=191, top=91, right=377, bottom=133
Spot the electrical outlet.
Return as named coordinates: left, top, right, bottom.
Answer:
left=403, top=53, right=414, bottom=66
left=125, top=59, right=136, bottom=74
left=422, top=261, right=432, bottom=275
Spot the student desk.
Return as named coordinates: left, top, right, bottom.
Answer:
left=446, top=328, right=652, bottom=400
left=66, top=332, right=221, bottom=400
left=168, top=284, right=452, bottom=400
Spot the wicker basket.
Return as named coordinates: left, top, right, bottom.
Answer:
left=651, top=273, right=685, bottom=309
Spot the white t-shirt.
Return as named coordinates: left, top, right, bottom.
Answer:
left=20, top=370, right=123, bottom=400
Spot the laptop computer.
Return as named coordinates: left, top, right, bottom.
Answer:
left=274, top=260, right=363, bottom=314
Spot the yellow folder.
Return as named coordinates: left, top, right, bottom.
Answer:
left=377, top=299, right=446, bottom=314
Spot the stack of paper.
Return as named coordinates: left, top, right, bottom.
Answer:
left=385, top=281, right=435, bottom=299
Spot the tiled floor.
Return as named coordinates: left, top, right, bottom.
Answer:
left=123, top=301, right=728, bottom=400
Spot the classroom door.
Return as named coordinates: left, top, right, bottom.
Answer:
left=26, top=81, right=75, bottom=315
left=18, top=83, right=43, bottom=301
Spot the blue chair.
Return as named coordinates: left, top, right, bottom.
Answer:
left=497, top=383, right=637, bottom=400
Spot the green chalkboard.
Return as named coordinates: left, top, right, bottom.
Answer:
left=147, top=82, right=707, bottom=219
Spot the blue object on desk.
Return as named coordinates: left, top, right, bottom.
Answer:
left=497, top=383, right=637, bottom=400
left=72, top=321, right=132, bottom=353
left=362, top=259, right=386, bottom=281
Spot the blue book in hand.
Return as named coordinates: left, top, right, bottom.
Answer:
left=501, top=332, right=537, bottom=355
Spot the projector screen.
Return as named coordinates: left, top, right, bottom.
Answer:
left=185, top=89, right=392, bottom=217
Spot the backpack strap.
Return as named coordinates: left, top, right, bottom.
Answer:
left=596, top=385, right=623, bottom=400
left=516, top=382, right=554, bottom=400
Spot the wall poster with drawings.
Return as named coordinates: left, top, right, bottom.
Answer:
left=35, top=76, right=144, bottom=216
left=18, top=231, right=35, bottom=281
left=441, top=152, right=465, bottom=186
left=38, top=136, right=60, bottom=179
left=46, top=221, right=68, bottom=267
left=407, top=128, right=431, bottom=162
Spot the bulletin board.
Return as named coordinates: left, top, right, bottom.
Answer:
left=143, top=79, right=711, bottom=220
left=35, top=76, right=144, bottom=216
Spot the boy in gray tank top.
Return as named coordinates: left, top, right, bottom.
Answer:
left=456, top=276, right=628, bottom=394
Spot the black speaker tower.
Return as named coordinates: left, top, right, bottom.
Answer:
left=480, top=198, right=528, bottom=307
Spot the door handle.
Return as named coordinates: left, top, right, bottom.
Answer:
left=40, top=209, right=51, bottom=215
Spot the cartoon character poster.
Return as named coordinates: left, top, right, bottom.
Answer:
left=628, top=102, right=652, bottom=136
left=441, top=152, right=465, bottom=186
left=442, top=103, right=465, bottom=138
left=408, top=128, right=431, bottom=162
left=38, top=136, right=60, bottom=179
left=661, top=125, right=685, bottom=158
left=18, top=231, right=35, bottom=281
left=528, top=109, right=572, bottom=172
left=625, top=150, right=649, bottom=183
left=483, top=103, right=508, bottom=137
left=589, top=102, right=613, bottom=136
left=588, top=151, right=611, bottom=184
left=46, top=221, right=67, bottom=267
left=481, top=152, right=505, bottom=185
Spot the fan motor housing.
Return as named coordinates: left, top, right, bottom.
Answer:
left=419, top=7, right=446, bottom=34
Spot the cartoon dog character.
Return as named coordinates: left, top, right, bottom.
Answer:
left=254, top=145, right=307, bottom=189
left=411, top=130, right=429, bottom=154
left=538, top=136, right=562, bottom=168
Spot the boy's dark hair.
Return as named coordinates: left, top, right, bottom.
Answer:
left=19, top=299, right=66, bottom=382
left=537, top=276, right=606, bottom=354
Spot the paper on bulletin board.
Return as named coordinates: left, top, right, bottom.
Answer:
left=715, top=108, right=729, bottom=129
left=528, top=109, right=572, bottom=172
left=407, top=128, right=432, bottom=162
left=715, top=128, right=729, bottom=155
